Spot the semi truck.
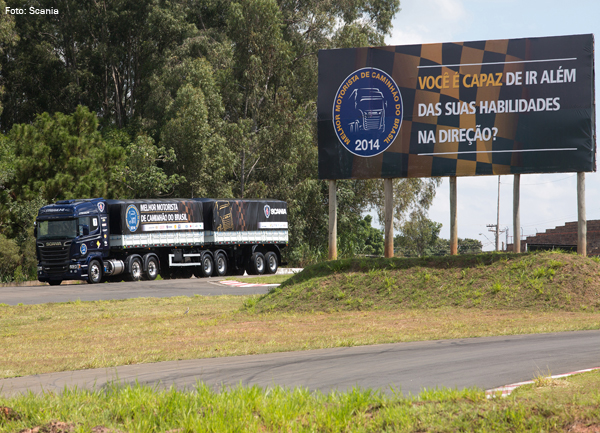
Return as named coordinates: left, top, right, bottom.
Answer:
left=35, top=198, right=288, bottom=285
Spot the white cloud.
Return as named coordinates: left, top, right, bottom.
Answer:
left=387, top=0, right=469, bottom=45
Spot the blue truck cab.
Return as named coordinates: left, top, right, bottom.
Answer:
left=35, top=198, right=109, bottom=285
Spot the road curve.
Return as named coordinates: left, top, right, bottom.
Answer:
left=0, top=277, right=271, bottom=305
left=1, top=330, right=598, bottom=397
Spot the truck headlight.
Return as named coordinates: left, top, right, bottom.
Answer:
left=69, top=264, right=80, bottom=270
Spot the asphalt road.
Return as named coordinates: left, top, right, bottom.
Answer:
left=0, top=277, right=271, bottom=305
left=1, top=330, right=599, bottom=397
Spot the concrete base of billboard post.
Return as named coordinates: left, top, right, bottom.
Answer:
left=384, top=178, right=394, bottom=258
left=578, top=172, right=586, bottom=257
left=450, top=177, right=458, bottom=255
left=329, top=179, right=337, bottom=260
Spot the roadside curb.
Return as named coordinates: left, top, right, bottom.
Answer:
left=220, top=280, right=280, bottom=288
left=486, top=367, right=600, bottom=398
left=275, top=268, right=303, bottom=275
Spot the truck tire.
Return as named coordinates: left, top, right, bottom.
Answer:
left=195, top=254, right=213, bottom=278
left=214, top=252, right=228, bottom=277
left=127, top=257, right=143, bottom=281
left=87, top=259, right=103, bottom=284
left=265, top=251, right=278, bottom=274
left=144, top=256, right=159, bottom=280
left=247, top=252, right=265, bottom=275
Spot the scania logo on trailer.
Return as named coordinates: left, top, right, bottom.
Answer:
left=332, top=67, right=403, bottom=157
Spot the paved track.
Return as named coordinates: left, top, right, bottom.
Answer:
left=0, top=277, right=270, bottom=305
left=2, top=330, right=599, bottom=397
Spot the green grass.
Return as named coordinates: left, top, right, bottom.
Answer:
left=251, top=251, right=600, bottom=313
left=1, top=370, right=600, bottom=432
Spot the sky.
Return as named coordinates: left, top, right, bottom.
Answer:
left=382, top=0, right=600, bottom=250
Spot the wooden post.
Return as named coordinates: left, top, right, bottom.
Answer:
left=450, top=177, right=458, bottom=255
left=513, top=174, right=520, bottom=253
left=328, top=179, right=337, bottom=260
left=577, top=172, right=586, bottom=257
left=384, top=178, right=394, bottom=258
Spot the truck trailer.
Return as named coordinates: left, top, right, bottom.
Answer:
left=35, top=198, right=288, bottom=285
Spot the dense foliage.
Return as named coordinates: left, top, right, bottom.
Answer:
left=0, top=0, right=446, bottom=281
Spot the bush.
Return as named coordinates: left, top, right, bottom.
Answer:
left=0, top=234, right=21, bottom=282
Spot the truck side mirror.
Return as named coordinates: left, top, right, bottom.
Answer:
left=79, top=225, right=89, bottom=236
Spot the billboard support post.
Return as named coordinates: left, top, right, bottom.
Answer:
left=384, top=178, right=394, bottom=258
left=496, top=177, right=501, bottom=251
left=513, top=174, right=521, bottom=253
left=577, top=172, right=587, bottom=256
left=450, top=177, right=458, bottom=255
left=328, top=180, right=337, bottom=260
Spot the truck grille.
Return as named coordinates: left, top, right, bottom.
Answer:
left=38, top=242, right=71, bottom=275
left=363, top=116, right=381, bottom=130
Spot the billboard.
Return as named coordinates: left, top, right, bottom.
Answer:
left=318, top=34, right=595, bottom=179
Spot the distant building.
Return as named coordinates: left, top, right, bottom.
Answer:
left=507, top=220, right=600, bottom=255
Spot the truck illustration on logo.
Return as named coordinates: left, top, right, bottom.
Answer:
left=348, top=88, right=386, bottom=133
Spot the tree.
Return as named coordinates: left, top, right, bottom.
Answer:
left=6, top=105, right=125, bottom=203
left=394, top=213, right=442, bottom=257
left=116, top=133, right=184, bottom=199
left=1, top=0, right=196, bottom=130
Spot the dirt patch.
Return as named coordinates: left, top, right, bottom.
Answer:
left=0, top=405, right=21, bottom=421
left=18, top=421, right=76, bottom=433
left=567, top=421, right=600, bottom=433
left=17, top=422, right=125, bottom=433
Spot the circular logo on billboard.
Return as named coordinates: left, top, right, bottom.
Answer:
left=126, top=204, right=140, bottom=232
left=80, top=243, right=87, bottom=256
left=332, top=67, right=403, bottom=157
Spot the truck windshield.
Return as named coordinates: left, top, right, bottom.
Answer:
left=37, top=219, right=77, bottom=240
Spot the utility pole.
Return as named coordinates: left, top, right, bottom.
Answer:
left=486, top=223, right=508, bottom=251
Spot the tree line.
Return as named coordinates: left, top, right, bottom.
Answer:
left=0, top=0, right=475, bottom=282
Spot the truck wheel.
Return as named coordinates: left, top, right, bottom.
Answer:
left=48, top=280, right=62, bottom=286
left=144, top=256, right=159, bottom=280
left=87, top=259, right=103, bottom=284
left=247, top=252, right=265, bottom=275
left=214, top=252, right=228, bottom=277
left=127, top=257, right=143, bottom=281
left=195, top=254, right=213, bottom=278
left=265, top=251, right=278, bottom=274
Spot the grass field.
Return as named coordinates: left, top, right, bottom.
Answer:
left=1, top=369, right=599, bottom=432
left=1, top=251, right=599, bottom=431
left=1, top=251, right=599, bottom=379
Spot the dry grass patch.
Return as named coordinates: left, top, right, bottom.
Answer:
left=1, top=296, right=599, bottom=379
